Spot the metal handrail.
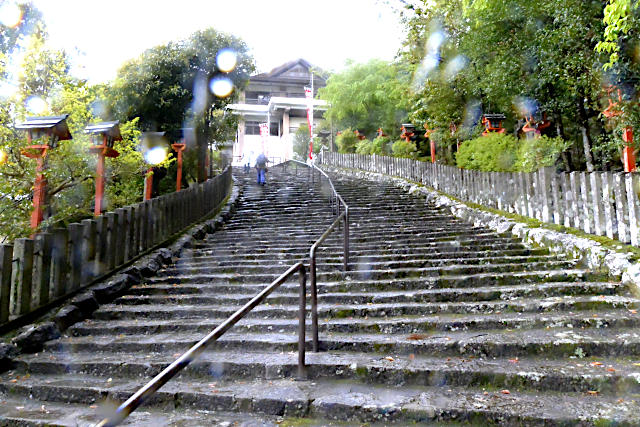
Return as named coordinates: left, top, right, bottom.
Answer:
left=95, top=262, right=307, bottom=427
left=285, top=159, right=350, bottom=352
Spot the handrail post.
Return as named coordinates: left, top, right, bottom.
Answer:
left=309, top=248, right=319, bottom=352
left=297, top=265, right=307, bottom=379
left=343, top=206, right=349, bottom=271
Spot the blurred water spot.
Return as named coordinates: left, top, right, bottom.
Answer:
left=513, top=96, right=538, bottom=117
left=216, top=48, right=237, bottom=73
left=145, top=146, right=168, bottom=165
left=209, top=362, right=225, bottom=378
left=444, top=55, right=468, bottom=81
left=0, top=2, right=22, bottom=28
left=461, top=100, right=482, bottom=136
left=25, top=96, right=47, bottom=114
left=426, top=31, right=445, bottom=54
left=192, top=73, right=208, bottom=114
left=412, top=56, right=438, bottom=91
left=0, top=81, right=17, bottom=98
left=0, top=148, right=7, bottom=165
left=210, top=77, right=233, bottom=98
left=90, top=100, right=106, bottom=119
left=412, top=28, right=445, bottom=91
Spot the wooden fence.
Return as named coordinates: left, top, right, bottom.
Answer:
left=321, top=152, right=640, bottom=247
left=0, top=166, right=232, bottom=327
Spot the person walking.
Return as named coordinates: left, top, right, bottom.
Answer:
left=255, top=152, right=268, bottom=185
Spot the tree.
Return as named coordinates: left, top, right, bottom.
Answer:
left=318, top=59, right=410, bottom=139
left=108, top=28, right=255, bottom=183
left=395, top=0, right=610, bottom=171
left=0, top=11, right=146, bottom=240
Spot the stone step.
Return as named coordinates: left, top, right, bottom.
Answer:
left=157, top=260, right=577, bottom=279
left=144, top=270, right=601, bottom=291
left=184, top=248, right=551, bottom=263
left=1, top=373, right=638, bottom=425
left=114, top=281, right=623, bottom=306
left=194, top=241, right=532, bottom=256
left=178, top=254, right=561, bottom=270
left=13, top=349, right=640, bottom=396
left=69, top=308, right=640, bottom=337
left=154, top=262, right=580, bottom=285
left=92, top=294, right=638, bottom=322
left=0, top=392, right=279, bottom=426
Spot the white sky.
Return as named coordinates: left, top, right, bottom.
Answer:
left=28, top=0, right=406, bottom=83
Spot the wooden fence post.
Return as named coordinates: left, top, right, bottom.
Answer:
left=68, top=223, right=83, bottom=292
left=12, top=238, right=34, bottom=316
left=81, top=219, right=97, bottom=284
left=0, top=244, right=13, bottom=323
left=580, top=172, right=592, bottom=234
left=115, top=208, right=127, bottom=266
left=50, top=228, right=69, bottom=299
left=590, top=173, right=605, bottom=236
left=626, top=174, right=640, bottom=246
left=32, top=232, right=52, bottom=307
left=601, top=172, right=615, bottom=239
left=614, top=173, right=630, bottom=243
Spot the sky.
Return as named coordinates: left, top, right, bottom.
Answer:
left=27, top=0, right=406, bottom=83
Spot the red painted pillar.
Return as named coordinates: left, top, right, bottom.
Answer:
left=172, top=143, right=186, bottom=192
left=94, top=151, right=105, bottom=216
left=623, top=126, right=636, bottom=173
left=31, top=154, right=47, bottom=230
left=144, top=169, right=153, bottom=200
left=430, top=140, right=436, bottom=163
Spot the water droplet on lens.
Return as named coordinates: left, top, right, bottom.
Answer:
left=216, top=49, right=237, bottom=73
left=210, top=77, right=233, bottom=98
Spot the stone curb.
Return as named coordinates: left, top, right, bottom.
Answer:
left=1, top=176, right=243, bottom=368
left=323, top=165, right=640, bottom=296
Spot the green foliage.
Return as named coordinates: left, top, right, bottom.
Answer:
left=595, top=0, right=638, bottom=68
left=456, top=133, right=569, bottom=172
left=515, top=136, right=570, bottom=172
left=456, top=133, right=519, bottom=171
left=391, top=139, right=417, bottom=158
left=356, top=135, right=393, bottom=155
left=318, top=60, right=409, bottom=138
left=108, top=28, right=254, bottom=182
left=336, top=129, right=359, bottom=153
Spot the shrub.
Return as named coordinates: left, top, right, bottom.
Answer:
left=515, top=135, right=569, bottom=172
left=355, top=138, right=372, bottom=154
left=391, top=139, right=417, bottom=158
left=370, top=136, right=392, bottom=155
left=456, top=133, right=519, bottom=171
left=336, top=129, right=359, bottom=153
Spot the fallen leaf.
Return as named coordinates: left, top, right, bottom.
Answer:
left=384, top=356, right=394, bottom=362
left=508, top=358, right=519, bottom=364
left=10, top=379, right=17, bottom=383
left=630, top=310, right=638, bottom=314
left=90, top=405, right=97, bottom=409
left=407, top=333, right=428, bottom=341
left=607, top=367, right=616, bottom=372
left=590, top=362, right=603, bottom=366
left=409, top=354, right=415, bottom=360
left=500, top=390, right=510, bottom=394
left=587, top=390, right=599, bottom=395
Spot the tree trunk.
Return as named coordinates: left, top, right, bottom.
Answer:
left=577, top=98, right=595, bottom=172
left=554, top=113, right=571, bottom=171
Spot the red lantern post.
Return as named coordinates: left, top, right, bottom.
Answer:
left=86, top=122, right=122, bottom=216
left=16, top=115, right=72, bottom=231
left=171, top=143, right=186, bottom=192
left=603, top=86, right=636, bottom=172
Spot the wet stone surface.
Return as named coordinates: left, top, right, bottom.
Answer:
left=1, top=166, right=640, bottom=425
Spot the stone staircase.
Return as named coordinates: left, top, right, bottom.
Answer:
left=2, top=165, right=640, bottom=426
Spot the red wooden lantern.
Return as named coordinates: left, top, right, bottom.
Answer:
left=85, top=121, right=122, bottom=216
left=481, top=113, right=506, bottom=136
left=16, top=115, right=72, bottom=230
